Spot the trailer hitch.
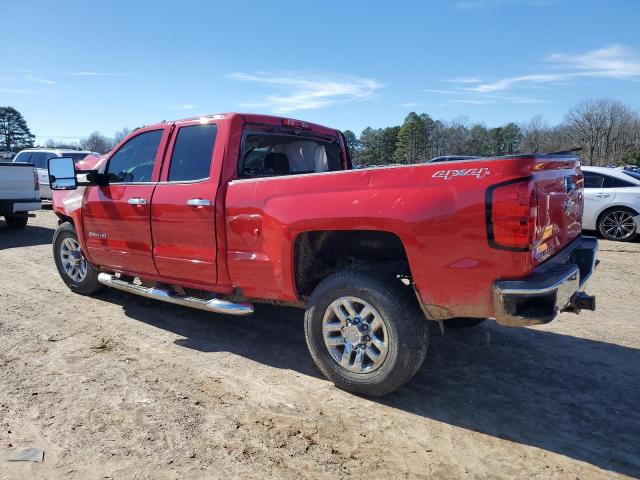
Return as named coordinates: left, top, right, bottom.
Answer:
left=562, top=291, right=596, bottom=314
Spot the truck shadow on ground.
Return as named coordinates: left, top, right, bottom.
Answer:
left=0, top=222, right=54, bottom=248
left=103, top=290, right=640, bottom=478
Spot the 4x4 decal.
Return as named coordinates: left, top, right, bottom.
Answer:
left=432, top=167, right=491, bottom=180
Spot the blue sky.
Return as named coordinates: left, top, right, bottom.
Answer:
left=1, top=0, right=640, bottom=143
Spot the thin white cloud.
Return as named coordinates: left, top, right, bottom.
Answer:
left=448, top=76, right=484, bottom=84
left=546, top=44, right=640, bottom=79
left=464, top=74, right=567, bottom=93
left=395, top=102, right=420, bottom=108
left=421, top=88, right=461, bottom=95
left=63, top=71, right=133, bottom=77
left=0, top=87, right=39, bottom=94
left=174, top=104, right=197, bottom=110
left=451, top=99, right=494, bottom=105
left=428, top=45, right=640, bottom=100
left=228, top=71, right=383, bottom=113
left=26, top=74, right=55, bottom=85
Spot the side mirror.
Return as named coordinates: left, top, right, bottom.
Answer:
left=48, top=157, right=77, bottom=190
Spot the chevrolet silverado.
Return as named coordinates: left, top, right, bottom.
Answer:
left=48, top=113, right=598, bottom=395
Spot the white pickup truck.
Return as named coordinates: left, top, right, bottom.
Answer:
left=0, top=161, right=41, bottom=228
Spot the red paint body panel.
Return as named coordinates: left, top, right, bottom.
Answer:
left=52, top=112, right=583, bottom=320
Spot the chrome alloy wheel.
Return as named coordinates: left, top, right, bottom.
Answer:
left=602, top=210, right=636, bottom=240
left=60, top=237, right=88, bottom=283
left=322, top=296, right=389, bottom=374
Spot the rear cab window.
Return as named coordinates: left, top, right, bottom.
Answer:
left=238, top=124, right=346, bottom=178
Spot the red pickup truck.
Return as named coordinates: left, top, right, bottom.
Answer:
left=48, top=112, right=598, bottom=395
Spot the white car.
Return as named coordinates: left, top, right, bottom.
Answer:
left=13, top=149, right=97, bottom=199
left=582, top=166, right=640, bottom=241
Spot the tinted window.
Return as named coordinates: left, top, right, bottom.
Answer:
left=168, top=124, right=217, bottom=182
left=603, top=175, right=636, bottom=188
left=30, top=152, right=52, bottom=169
left=622, top=170, right=640, bottom=182
left=14, top=152, right=33, bottom=164
left=583, top=172, right=604, bottom=188
left=107, top=130, right=163, bottom=183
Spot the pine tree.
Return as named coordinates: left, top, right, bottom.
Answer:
left=0, top=107, right=35, bottom=151
left=394, top=112, right=428, bottom=164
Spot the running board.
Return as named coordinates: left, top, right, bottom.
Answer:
left=97, top=273, right=254, bottom=316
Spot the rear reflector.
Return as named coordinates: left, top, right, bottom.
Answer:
left=487, top=178, right=537, bottom=251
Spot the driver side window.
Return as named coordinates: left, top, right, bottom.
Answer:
left=107, top=130, right=163, bottom=183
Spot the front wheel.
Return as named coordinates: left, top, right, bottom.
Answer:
left=4, top=215, right=28, bottom=229
left=304, top=271, right=428, bottom=396
left=53, top=222, right=104, bottom=295
left=598, top=208, right=638, bottom=242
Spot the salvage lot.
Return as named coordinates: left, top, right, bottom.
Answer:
left=1, top=210, right=639, bottom=479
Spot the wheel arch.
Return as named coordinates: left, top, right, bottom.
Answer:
left=293, top=229, right=412, bottom=299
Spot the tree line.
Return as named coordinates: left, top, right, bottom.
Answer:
left=2, top=98, right=640, bottom=166
left=43, top=128, right=133, bottom=154
left=344, top=98, right=640, bottom=167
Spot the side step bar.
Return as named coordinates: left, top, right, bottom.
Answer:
left=97, top=273, right=254, bottom=316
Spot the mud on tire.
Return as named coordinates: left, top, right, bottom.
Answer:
left=304, top=271, right=428, bottom=396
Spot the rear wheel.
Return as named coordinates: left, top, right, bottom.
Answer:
left=598, top=208, right=637, bottom=242
left=53, top=222, right=103, bottom=295
left=4, top=215, right=28, bottom=229
left=304, top=271, right=428, bottom=396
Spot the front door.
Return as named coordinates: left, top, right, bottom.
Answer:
left=82, top=128, right=169, bottom=275
left=151, top=120, right=220, bottom=285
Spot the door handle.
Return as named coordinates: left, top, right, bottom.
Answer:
left=187, top=198, right=211, bottom=207
left=595, top=193, right=610, bottom=198
left=128, top=197, right=148, bottom=205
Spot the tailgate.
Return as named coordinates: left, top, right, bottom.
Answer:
left=0, top=163, right=39, bottom=200
left=531, top=156, right=583, bottom=265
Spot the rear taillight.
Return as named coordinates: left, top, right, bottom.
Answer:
left=487, top=178, right=537, bottom=251
left=34, top=170, right=40, bottom=191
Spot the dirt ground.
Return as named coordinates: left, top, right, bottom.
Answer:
left=1, top=210, right=639, bottom=480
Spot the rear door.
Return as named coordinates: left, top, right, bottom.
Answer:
left=82, top=127, right=169, bottom=275
left=150, top=120, right=220, bottom=285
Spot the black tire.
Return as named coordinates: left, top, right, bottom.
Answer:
left=304, top=271, right=428, bottom=396
left=597, top=207, right=638, bottom=242
left=446, top=317, right=486, bottom=328
left=4, top=215, right=28, bottom=229
left=53, top=222, right=104, bottom=295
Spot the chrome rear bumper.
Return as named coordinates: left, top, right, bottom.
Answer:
left=493, top=236, right=598, bottom=326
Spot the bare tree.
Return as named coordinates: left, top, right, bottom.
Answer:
left=80, top=131, right=112, bottom=154
left=520, top=116, right=549, bottom=153
left=565, top=99, right=614, bottom=165
left=113, top=127, right=132, bottom=145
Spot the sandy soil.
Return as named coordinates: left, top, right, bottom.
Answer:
left=1, top=210, right=639, bottom=479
